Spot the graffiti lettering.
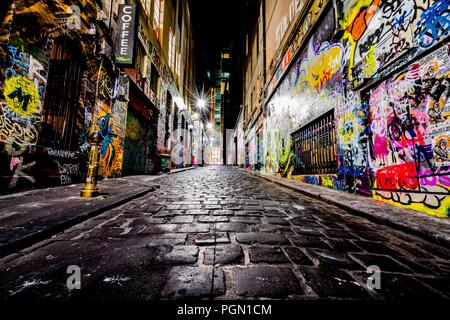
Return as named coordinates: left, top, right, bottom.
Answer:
left=47, top=148, right=77, bottom=159
left=414, top=0, right=450, bottom=48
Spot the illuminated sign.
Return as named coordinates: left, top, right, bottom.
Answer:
left=115, top=4, right=137, bottom=66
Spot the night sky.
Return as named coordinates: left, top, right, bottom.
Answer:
left=189, top=0, right=245, bottom=129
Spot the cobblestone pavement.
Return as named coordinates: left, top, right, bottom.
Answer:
left=1, top=166, right=450, bottom=300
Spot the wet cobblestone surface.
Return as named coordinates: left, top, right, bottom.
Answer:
left=1, top=166, right=450, bottom=300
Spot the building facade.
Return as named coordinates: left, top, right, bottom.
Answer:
left=240, top=0, right=450, bottom=218
left=242, top=0, right=265, bottom=171
left=206, top=49, right=231, bottom=165
left=231, top=106, right=245, bottom=167
left=0, top=0, right=197, bottom=194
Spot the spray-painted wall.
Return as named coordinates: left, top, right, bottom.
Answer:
left=260, top=0, right=450, bottom=217
left=264, top=8, right=344, bottom=177
left=0, top=0, right=129, bottom=193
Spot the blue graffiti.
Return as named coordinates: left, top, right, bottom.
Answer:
left=392, top=9, right=413, bottom=31
left=339, top=166, right=363, bottom=177
left=415, top=0, right=450, bottom=48
left=305, top=176, right=320, bottom=185
left=333, top=179, right=346, bottom=191
left=6, top=45, right=30, bottom=77
left=98, top=113, right=115, bottom=168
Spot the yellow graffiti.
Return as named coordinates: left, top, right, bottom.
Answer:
left=338, top=112, right=358, bottom=143
left=300, top=44, right=343, bottom=90
left=364, top=45, right=377, bottom=78
left=341, top=0, right=382, bottom=86
left=373, top=192, right=450, bottom=218
left=4, top=76, right=41, bottom=116
left=321, top=176, right=335, bottom=189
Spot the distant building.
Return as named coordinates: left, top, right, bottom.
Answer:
left=206, top=49, right=231, bottom=165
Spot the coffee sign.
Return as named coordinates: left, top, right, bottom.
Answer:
left=115, top=4, right=137, bottom=66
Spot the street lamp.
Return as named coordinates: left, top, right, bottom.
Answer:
left=197, top=98, right=206, bottom=110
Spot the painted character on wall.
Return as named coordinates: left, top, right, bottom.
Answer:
left=278, top=138, right=294, bottom=178
left=97, top=112, right=116, bottom=169
left=433, top=137, right=450, bottom=162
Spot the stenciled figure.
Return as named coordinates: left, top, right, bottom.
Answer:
left=433, top=137, right=450, bottom=163
left=97, top=112, right=116, bottom=169
left=423, top=64, right=438, bottom=94
left=428, top=101, right=444, bottom=123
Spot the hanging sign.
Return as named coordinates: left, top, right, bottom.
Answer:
left=115, top=4, right=137, bottom=66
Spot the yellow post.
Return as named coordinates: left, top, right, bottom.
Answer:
left=80, top=131, right=102, bottom=198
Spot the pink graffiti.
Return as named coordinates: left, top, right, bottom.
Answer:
left=10, top=157, right=20, bottom=171
left=420, top=167, right=450, bottom=187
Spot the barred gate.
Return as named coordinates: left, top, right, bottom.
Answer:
left=291, top=109, right=337, bottom=175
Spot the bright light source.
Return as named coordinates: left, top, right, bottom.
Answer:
left=207, top=123, right=213, bottom=129
left=197, top=99, right=206, bottom=109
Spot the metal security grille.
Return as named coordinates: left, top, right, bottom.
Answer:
left=123, top=109, right=147, bottom=175
left=292, top=109, right=337, bottom=174
left=40, top=42, right=83, bottom=151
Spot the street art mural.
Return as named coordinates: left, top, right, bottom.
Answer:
left=1, top=45, right=47, bottom=157
left=259, top=1, right=450, bottom=217
left=368, top=44, right=450, bottom=217
left=264, top=8, right=343, bottom=177
left=0, top=1, right=127, bottom=193
left=0, top=44, right=48, bottom=191
left=94, top=70, right=128, bottom=178
left=340, top=0, right=450, bottom=88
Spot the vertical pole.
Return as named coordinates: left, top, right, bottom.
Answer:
left=80, top=131, right=102, bottom=197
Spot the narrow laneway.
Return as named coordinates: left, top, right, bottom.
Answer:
left=1, top=167, right=449, bottom=300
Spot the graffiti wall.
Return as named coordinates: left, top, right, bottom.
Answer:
left=0, top=0, right=129, bottom=193
left=368, top=44, right=450, bottom=217
left=258, top=0, right=450, bottom=217
left=0, top=42, right=49, bottom=191
left=93, top=67, right=128, bottom=178
left=264, top=8, right=344, bottom=177
left=337, top=0, right=450, bottom=216
left=340, top=0, right=450, bottom=88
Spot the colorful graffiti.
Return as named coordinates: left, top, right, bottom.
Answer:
left=265, top=8, right=342, bottom=176
left=341, top=0, right=450, bottom=88
left=0, top=0, right=132, bottom=193
left=258, top=2, right=450, bottom=217
left=0, top=46, right=46, bottom=157
left=95, top=100, right=125, bottom=178
left=367, top=44, right=450, bottom=217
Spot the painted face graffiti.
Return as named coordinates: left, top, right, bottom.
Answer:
left=97, top=112, right=116, bottom=170
left=433, top=136, right=450, bottom=162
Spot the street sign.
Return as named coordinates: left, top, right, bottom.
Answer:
left=115, top=4, right=137, bottom=66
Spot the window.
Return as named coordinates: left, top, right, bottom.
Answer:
left=40, top=41, right=84, bottom=151
left=168, top=30, right=175, bottom=71
left=256, top=18, right=260, bottom=55
left=291, top=110, right=337, bottom=175
left=153, top=0, right=164, bottom=42
left=150, top=63, right=159, bottom=94
left=176, top=52, right=181, bottom=78
left=245, top=34, right=248, bottom=56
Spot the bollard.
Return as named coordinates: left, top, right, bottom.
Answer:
left=80, top=131, right=103, bottom=198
